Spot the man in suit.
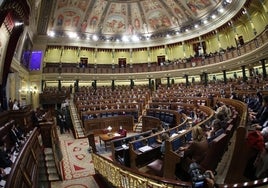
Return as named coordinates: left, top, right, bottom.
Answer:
left=0, top=142, right=12, bottom=168
left=10, top=124, right=24, bottom=148
left=251, top=95, right=268, bottom=130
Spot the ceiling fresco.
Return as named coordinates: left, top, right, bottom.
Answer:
left=48, top=0, right=232, bottom=38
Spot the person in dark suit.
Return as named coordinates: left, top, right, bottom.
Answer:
left=251, top=95, right=268, bottom=130
left=0, top=142, right=12, bottom=168
left=10, top=124, right=24, bottom=148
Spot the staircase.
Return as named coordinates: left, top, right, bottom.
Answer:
left=38, top=152, right=50, bottom=188
left=38, top=148, right=60, bottom=187
left=134, top=122, right=143, bottom=133
left=69, top=94, right=85, bottom=138
left=134, top=96, right=152, bottom=133
left=44, top=148, right=60, bottom=181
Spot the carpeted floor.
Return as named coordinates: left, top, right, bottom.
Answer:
left=51, top=176, right=99, bottom=188
left=51, top=131, right=113, bottom=188
left=61, top=137, right=95, bottom=180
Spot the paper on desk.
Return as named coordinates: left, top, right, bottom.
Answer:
left=139, top=145, right=153, bottom=152
left=114, top=133, right=121, bottom=137
left=4, top=167, right=11, bottom=175
left=122, top=144, right=129, bottom=149
left=0, top=180, right=6, bottom=187
left=178, top=130, right=186, bottom=134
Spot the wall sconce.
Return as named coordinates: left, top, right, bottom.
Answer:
left=30, top=86, right=38, bottom=94
left=19, top=86, right=38, bottom=94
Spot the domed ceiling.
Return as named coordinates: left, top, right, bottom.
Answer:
left=40, top=0, right=245, bottom=44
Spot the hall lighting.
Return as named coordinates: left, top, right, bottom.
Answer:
left=92, top=35, right=98, bottom=41
left=122, top=35, right=129, bottom=42
left=131, top=35, right=139, bottom=42
left=218, top=7, right=224, bottom=13
left=48, top=31, right=55, bottom=37
left=14, top=22, right=23, bottom=26
left=67, top=32, right=77, bottom=39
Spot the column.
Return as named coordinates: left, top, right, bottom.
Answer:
left=148, top=78, right=152, bottom=90
left=222, top=70, right=227, bottom=84
left=130, top=79, right=134, bottom=89
left=111, top=80, right=115, bottom=91
left=260, top=59, right=267, bottom=79
left=185, top=74, right=189, bottom=87
left=241, top=65, right=247, bottom=82
left=93, top=80, right=97, bottom=90
left=167, top=77, right=170, bottom=87
left=244, top=7, right=258, bottom=47
left=201, top=72, right=208, bottom=86
left=94, top=48, right=98, bottom=73
left=147, top=47, right=151, bottom=70
left=130, top=49, right=133, bottom=71
left=75, top=79, right=79, bottom=92
left=58, top=80, right=61, bottom=91
left=41, top=80, right=45, bottom=92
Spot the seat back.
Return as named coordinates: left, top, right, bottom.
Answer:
left=200, top=133, right=229, bottom=171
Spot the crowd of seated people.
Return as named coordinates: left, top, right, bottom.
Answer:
left=0, top=121, right=32, bottom=187
left=10, top=123, right=26, bottom=150
left=242, top=95, right=268, bottom=180
left=249, top=95, right=268, bottom=130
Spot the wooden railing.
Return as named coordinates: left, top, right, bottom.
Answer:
left=5, top=128, right=42, bottom=188
left=83, top=115, right=135, bottom=135
left=92, top=153, right=191, bottom=188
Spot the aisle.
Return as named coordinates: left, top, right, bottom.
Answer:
left=50, top=132, right=99, bottom=188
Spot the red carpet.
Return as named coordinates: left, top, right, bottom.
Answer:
left=61, top=138, right=95, bottom=180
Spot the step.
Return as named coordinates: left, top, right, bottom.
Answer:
left=44, top=148, right=53, bottom=155
left=48, top=173, right=60, bottom=181
left=46, top=161, right=56, bottom=168
left=47, top=167, right=57, bottom=174
left=45, top=155, right=54, bottom=161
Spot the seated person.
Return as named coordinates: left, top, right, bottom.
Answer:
left=160, top=133, right=170, bottom=155
left=10, top=124, right=25, bottom=148
left=12, top=100, right=19, bottom=110
left=208, top=118, right=224, bottom=139
left=246, top=131, right=267, bottom=180
left=250, top=95, right=268, bottom=130
left=176, top=137, right=209, bottom=181
left=192, top=125, right=206, bottom=142
left=254, top=142, right=268, bottom=179
left=0, top=167, right=7, bottom=182
left=0, top=142, right=12, bottom=168
left=117, top=126, right=127, bottom=137
left=180, top=137, right=209, bottom=164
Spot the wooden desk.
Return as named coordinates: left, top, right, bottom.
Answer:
left=99, top=132, right=122, bottom=150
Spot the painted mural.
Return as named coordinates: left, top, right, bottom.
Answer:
left=49, top=0, right=223, bottom=35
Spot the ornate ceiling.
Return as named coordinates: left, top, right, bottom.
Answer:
left=37, top=0, right=245, bottom=46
